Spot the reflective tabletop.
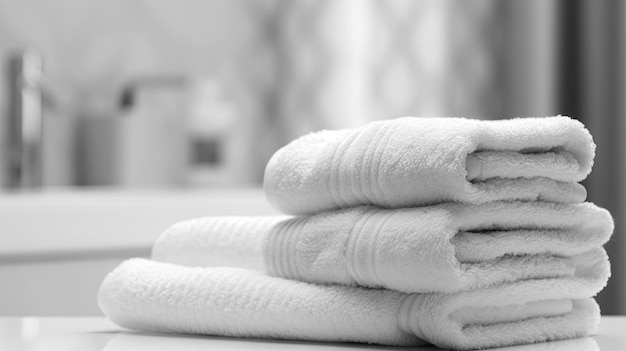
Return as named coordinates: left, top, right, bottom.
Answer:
left=0, top=316, right=624, bottom=351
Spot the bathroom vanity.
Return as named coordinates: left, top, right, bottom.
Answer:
left=0, top=188, right=278, bottom=315
left=1, top=188, right=623, bottom=351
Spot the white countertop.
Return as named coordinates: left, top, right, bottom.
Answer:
left=0, top=316, right=623, bottom=351
left=0, top=188, right=282, bottom=316
left=0, top=188, right=279, bottom=258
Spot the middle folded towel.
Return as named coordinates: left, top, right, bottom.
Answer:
left=152, top=201, right=613, bottom=294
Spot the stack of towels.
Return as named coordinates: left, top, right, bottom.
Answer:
left=98, top=116, right=613, bottom=350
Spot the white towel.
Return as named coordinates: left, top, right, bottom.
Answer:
left=152, top=201, right=612, bottom=294
left=98, top=258, right=603, bottom=350
left=264, top=116, right=595, bottom=214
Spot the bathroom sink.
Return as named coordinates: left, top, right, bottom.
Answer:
left=0, top=187, right=278, bottom=257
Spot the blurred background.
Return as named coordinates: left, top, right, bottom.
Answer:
left=0, top=0, right=624, bottom=315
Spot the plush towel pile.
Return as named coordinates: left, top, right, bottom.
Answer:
left=98, top=116, right=613, bottom=350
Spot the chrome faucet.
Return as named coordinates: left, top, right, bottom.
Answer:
left=3, top=50, right=44, bottom=189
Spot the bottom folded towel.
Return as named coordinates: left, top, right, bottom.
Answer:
left=98, top=259, right=602, bottom=350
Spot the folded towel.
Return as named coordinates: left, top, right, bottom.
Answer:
left=152, top=201, right=612, bottom=294
left=264, top=116, right=595, bottom=214
left=98, top=258, right=603, bottom=350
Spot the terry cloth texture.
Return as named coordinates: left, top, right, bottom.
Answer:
left=98, top=258, right=603, bottom=350
left=152, top=201, right=612, bottom=294
left=264, top=116, right=594, bottom=215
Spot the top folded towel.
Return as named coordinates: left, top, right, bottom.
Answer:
left=264, top=116, right=595, bottom=215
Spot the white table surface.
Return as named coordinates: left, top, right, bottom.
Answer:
left=0, top=316, right=623, bottom=351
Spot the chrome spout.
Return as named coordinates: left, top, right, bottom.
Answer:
left=3, top=51, right=44, bottom=189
